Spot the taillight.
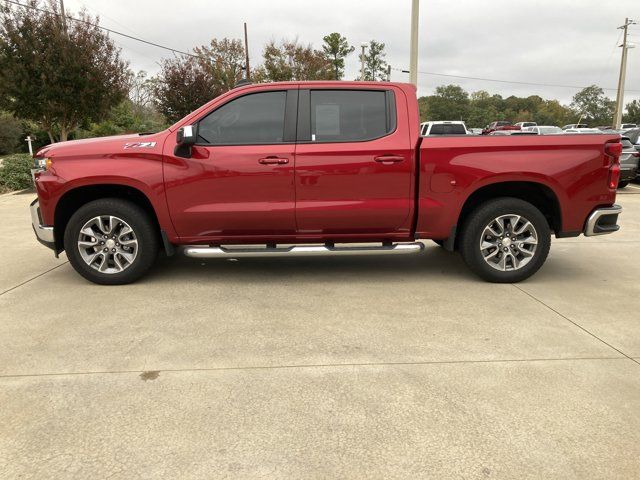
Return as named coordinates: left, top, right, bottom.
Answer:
left=605, top=141, right=622, bottom=189
left=605, top=142, right=622, bottom=158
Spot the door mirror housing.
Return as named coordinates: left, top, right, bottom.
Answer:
left=175, top=124, right=198, bottom=158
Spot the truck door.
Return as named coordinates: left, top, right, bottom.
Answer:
left=294, top=87, right=414, bottom=235
left=163, top=88, right=298, bottom=240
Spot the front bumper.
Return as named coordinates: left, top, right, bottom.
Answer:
left=30, top=198, right=55, bottom=250
left=584, top=204, right=622, bottom=236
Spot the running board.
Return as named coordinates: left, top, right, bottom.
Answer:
left=183, top=242, right=424, bottom=259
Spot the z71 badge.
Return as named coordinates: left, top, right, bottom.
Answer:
left=123, top=141, right=156, bottom=149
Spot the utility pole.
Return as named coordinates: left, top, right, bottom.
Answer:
left=59, top=0, right=67, bottom=33
left=360, top=42, right=367, bottom=81
left=409, top=0, right=420, bottom=86
left=386, top=65, right=392, bottom=82
left=613, top=18, right=636, bottom=129
left=243, top=22, right=250, bottom=80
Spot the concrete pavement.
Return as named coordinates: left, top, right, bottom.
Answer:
left=1, top=188, right=639, bottom=479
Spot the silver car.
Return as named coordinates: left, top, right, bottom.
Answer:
left=618, top=137, right=639, bottom=189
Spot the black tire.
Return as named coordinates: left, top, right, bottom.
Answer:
left=64, top=198, right=159, bottom=285
left=432, top=239, right=445, bottom=247
left=618, top=181, right=629, bottom=189
left=459, top=197, right=551, bottom=283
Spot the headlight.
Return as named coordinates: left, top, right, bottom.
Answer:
left=33, top=158, right=52, bottom=170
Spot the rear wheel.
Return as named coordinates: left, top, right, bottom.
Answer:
left=64, top=198, right=159, bottom=285
left=459, top=198, right=551, bottom=283
left=618, top=181, right=629, bottom=189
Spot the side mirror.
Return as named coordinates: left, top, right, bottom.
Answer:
left=175, top=124, right=198, bottom=158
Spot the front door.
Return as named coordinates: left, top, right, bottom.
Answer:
left=294, top=88, right=414, bottom=235
left=164, top=89, right=298, bottom=241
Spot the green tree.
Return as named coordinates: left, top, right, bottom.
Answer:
left=152, top=56, right=215, bottom=123
left=194, top=38, right=245, bottom=91
left=0, top=112, right=23, bottom=155
left=624, top=99, right=640, bottom=124
left=361, top=40, right=387, bottom=81
left=0, top=0, right=129, bottom=142
left=570, top=85, right=615, bottom=126
left=259, top=39, right=333, bottom=81
left=322, top=32, right=354, bottom=80
left=420, top=84, right=470, bottom=121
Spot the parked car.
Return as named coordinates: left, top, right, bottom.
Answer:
left=420, top=121, right=468, bottom=136
left=488, top=130, right=537, bottom=136
left=562, top=124, right=588, bottom=130
left=623, top=128, right=640, bottom=152
left=514, top=122, right=537, bottom=129
left=563, top=128, right=603, bottom=134
left=523, top=126, right=563, bottom=135
left=30, top=81, right=623, bottom=284
left=621, top=123, right=637, bottom=130
left=618, top=137, right=640, bottom=188
left=469, top=128, right=483, bottom=135
left=481, top=121, right=521, bottom=135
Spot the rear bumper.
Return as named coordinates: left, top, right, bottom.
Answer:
left=30, top=198, right=55, bottom=250
left=584, top=204, right=622, bottom=236
left=620, top=165, right=638, bottom=182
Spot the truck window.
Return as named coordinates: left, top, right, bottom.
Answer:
left=428, top=124, right=467, bottom=135
left=309, top=90, right=393, bottom=142
left=197, top=91, right=286, bottom=145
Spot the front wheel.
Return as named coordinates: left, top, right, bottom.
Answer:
left=64, top=198, right=159, bottom=285
left=459, top=198, right=551, bottom=283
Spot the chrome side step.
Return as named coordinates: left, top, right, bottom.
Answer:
left=183, top=242, right=424, bottom=259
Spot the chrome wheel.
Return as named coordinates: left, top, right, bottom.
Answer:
left=77, top=215, right=138, bottom=274
left=479, top=214, right=538, bottom=271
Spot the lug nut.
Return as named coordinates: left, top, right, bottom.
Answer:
left=103, top=248, right=107, bottom=252
left=503, top=247, right=508, bottom=252
left=112, top=248, right=116, bottom=252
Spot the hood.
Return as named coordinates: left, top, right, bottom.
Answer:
left=35, top=131, right=168, bottom=158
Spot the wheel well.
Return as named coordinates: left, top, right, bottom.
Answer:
left=455, top=182, right=562, bottom=246
left=54, top=184, right=161, bottom=251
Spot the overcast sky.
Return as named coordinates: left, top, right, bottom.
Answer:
left=63, top=0, right=639, bottom=106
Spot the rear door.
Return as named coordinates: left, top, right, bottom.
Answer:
left=294, top=87, right=414, bottom=235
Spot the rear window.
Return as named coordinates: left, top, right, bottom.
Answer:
left=428, top=124, right=467, bottom=135
left=310, top=90, right=394, bottom=142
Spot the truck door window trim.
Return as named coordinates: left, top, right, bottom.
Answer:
left=296, top=88, right=397, bottom=144
left=194, top=89, right=298, bottom=146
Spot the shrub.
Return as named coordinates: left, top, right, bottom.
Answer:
left=0, top=153, right=33, bottom=191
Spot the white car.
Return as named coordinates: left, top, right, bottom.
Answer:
left=562, top=123, right=588, bottom=130
left=523, top=126, right=563, bottom=135
left=621, top=123, right=637, bottom=130
left=563, top=128, right=602, bottom=134
left=514, top=122, right=537, bottom=129
left=420, top=121, right=468, bottom=136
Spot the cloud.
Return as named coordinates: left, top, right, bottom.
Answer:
left=66, top=0, right=639, bottom=105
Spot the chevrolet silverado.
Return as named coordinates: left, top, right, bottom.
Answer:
left=30, top=81, right=623, bottom=284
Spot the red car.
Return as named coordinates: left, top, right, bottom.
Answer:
left=30, top=81, right=623, bottom=284
left=482, top=121, right=521, bottom=135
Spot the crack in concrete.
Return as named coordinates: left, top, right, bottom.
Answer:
left=0, top=356, right=628, bottom=380
left=511, top=284, right=640, bottom=367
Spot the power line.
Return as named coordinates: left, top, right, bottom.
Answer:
left=393, top=68, right=640, bottom=93
left=4, top=0, right=200, bottom=59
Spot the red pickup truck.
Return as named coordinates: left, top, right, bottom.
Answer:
left=30, top=81, right=623, bottom=285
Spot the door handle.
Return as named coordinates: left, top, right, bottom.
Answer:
left=259, top=156, right=289, bottom=165
left=374, top=155, right=405, bottom=164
